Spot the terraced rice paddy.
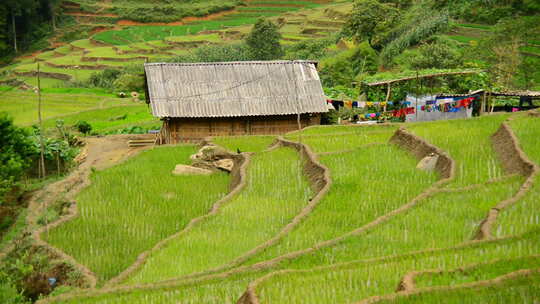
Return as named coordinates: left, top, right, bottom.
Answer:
left=0, top=90, right=127, bottom=126
left=0, top=1, right=350, bottom=89
left=35, top=113, right=540, bottom=303
left=45, top=145, right=231, bottom=283
left=125, top=147, right=312, bottom=284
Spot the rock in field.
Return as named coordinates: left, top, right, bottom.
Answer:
left=172, top=164, right=213, bottom=175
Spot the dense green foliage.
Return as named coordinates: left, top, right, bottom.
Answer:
left=0, top=113, right=33, bottom=202
left=45, top=145, right=231, bottom=282
left=246, top=19, right=284, bottom=60
left=0, top=0, right=62, bottom=60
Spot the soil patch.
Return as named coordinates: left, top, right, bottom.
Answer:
left=474, top=122, right=539, bottom=240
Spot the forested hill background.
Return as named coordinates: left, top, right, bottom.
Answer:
left=0, top=0, right=539, bottom=63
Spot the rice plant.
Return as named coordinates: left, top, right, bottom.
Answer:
left=45, top=145, right=231, bottom=283
left=408, top=114, right=509, bottom=186
left=212, top=135, right=276, bottom=153
left=247, top=141, right=438, bottom=265
left=256, top=228, right=540, bottom=303
left=495, top=115, right=540, bottom=237
left=414, top=255, right=540, bottom=288
left=124, top=147, right=311, bottom=284
left=377, top=272, right=540, bottom=303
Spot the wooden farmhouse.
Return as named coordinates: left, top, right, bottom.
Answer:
left=144, top=61, right=328, bottom=144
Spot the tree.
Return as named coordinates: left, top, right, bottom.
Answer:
left=245, top=19, right=284, bottom=60
left=0, top=113, right=33, bottom=202
left=342, top=0, right=399, bottom=49
left=407, top=40, right=463, bottom=69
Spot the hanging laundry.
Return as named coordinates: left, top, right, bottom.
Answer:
left=352, top=101, right=358, bottom=108
left=358, top=101, right=366, bottom=108
left=344, top=100, right=353, bottom=109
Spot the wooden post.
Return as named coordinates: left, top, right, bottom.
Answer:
left=384, top=83, right=391, bottom=113
left=37, top=63, right=46, bottom=179
left=481, top=91, right=487, bottom=115
left=489, top=91, right=495, bottom=114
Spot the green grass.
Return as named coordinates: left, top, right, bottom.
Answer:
left=71, top=39, right=98, bottom=49
left=94, top=19, right=262, bottom=45
left=165, top=33, right=223, bottom=43
left=40, top=88, right=114, bottom=96
left=446, top=35, right=478, bottom=44
left=408, top=115, right=509, bottom=186
left=19, top=76, right=67, bottom=89
left=414, top=255, right=540, bottom=288
left=521, top=45, right=540, bottom=55
left=0, top=90, right=125, bottom=126
left=495, top=115, right=540, bottom=237
left=286, top=176, right=523, bottom=268
left=13, top=63, right=95, bottom=82
left=247, top=133, right=438, bottom=265
left=125, top=147, right=312, bottom=283
left=45, top=145, right=231, bottom=283
left=454, top=23, right=493, bottom=31
left=213, top=135, right=276, bottom=153
left=42, top=104, right=159, bottom=133
left=378, top=271, right=540, bottom=304
left=285, top=125, right=398, bottom=153
left=58, top=274, right=258, bottom=304
left=256, top=228, right=540, bottom=303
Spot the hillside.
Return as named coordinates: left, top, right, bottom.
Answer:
left=3, top=111, right=536, bottom=304
left=0, top=1, right=539, bottom=303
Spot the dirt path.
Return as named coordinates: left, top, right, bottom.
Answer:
left=0, top=135, right=151, bottom=287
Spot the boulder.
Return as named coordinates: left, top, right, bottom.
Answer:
left=172, top=164, right=213, bottom=175
left=416, top=153, right=439, bottom=172
left=190, top=145, right=230, bottom=161
left=214, top=159, right=234, bottom=172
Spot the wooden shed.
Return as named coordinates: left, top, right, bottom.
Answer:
left=144, top=61, right=328, bottom=144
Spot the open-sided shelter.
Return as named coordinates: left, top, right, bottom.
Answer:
left=144, top=61, right=328, bottom=144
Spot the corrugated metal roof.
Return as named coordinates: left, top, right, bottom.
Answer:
left=144, top=61, right=328, bottom=118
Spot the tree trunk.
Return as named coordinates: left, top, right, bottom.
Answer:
left=11, top=12, right=17, bottom=53
left=50, top=2, right=56, bottom=30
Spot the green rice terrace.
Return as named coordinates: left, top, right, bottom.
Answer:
left=0, top=0, right=351, bottom=89
left=0, top=0, right=539, bottom=303
left=1, top=111, right=535, bottom=304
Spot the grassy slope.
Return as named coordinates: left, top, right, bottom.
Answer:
left=0, top=90, right=126, bottom=126
left=45, top=145, right=231, bottom=283
left=378, top=271, right=540, bottom=304
left=495, top=115, right=540, bottom=237
left=125, top=146, right=312, bottom=283
left=45, top=114, right=540, bottom=303
left=247, top=125, right=438, bottom=264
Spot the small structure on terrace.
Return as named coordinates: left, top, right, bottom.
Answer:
left=144, top=61, right=328, bottom=144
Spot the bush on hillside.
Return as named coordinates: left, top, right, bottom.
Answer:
left=74, top=121, right=92, bottom=135
left=0, top=113, right=33, bottom=203
left=407, top=40, right=464, bottom=69
left=380, top=10, right=450, bottom=66
left=113, top=73, right=144, bottom=94
left=246, top=19, right=284, bottom=60
left=341, top=0, right=400, bottom=50
left=283, top=37, right=337, bottom=60
left=319, top=42, right=379, bottom=87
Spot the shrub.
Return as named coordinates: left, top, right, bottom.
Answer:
left=284, top=37, right=337, bottom=60
left=246, top=19, right=284, bottom=60
left=113, top=73, right=144, bottom=93
left=0, top=113, right=33, bottom=203
left=74, top=121, right=92, bottom=135
left=88, top=69, right=122, bottom=89
left=319, top=42, right=379, bottom=87
left=407, top=40, right=464, bottom=69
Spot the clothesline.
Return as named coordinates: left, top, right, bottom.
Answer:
left=326, top=95, right=477, bottom=111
